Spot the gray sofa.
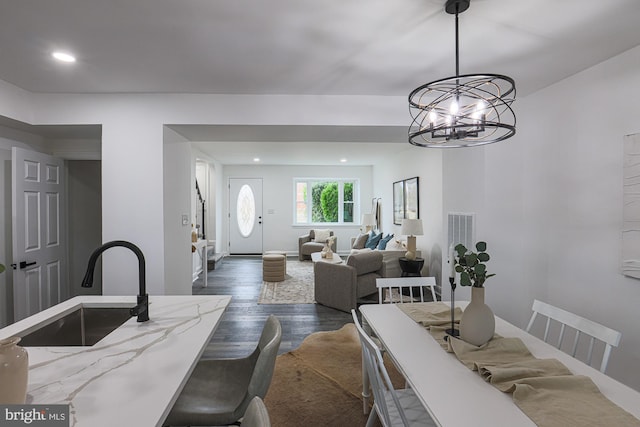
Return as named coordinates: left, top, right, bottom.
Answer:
left=350, top=237, right=421, bottom=278
left=314, top=251, right=383, bottom=313
left=298, top=230, right=337, bottom=261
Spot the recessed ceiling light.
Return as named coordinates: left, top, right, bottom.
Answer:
left=253, top=157, right=260, bottom=162
left=340, top=158, right=347, bottom=163
left=51, top=51, right=76, bottom=63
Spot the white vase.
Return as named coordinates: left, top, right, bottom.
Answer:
left=0, top=336, right=29, bottom=404
left=460, top=287, right=495, bottom=346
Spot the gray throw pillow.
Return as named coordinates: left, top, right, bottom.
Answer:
left=352, top=233, right=369, bottom=249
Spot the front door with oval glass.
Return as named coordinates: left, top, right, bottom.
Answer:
left=228, top=178, right=263, bottom=254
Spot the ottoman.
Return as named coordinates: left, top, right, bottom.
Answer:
left=264, top=250, right=287, bottom=274
left=263, top=253, right=286, bottom=282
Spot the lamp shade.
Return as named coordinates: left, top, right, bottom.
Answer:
left=361, top=214, right=376, bottom=226
left=401, top=219, right=423, bottom=236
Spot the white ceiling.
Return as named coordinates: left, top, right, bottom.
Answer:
left=2, top=0, right=640, bottom=163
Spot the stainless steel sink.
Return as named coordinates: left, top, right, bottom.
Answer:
left=19, top=307, right=132, bottom=347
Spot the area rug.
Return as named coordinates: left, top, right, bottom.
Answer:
left=258, top=260, right=315, bottom=304
left=264, top=323, right=404, bottom=426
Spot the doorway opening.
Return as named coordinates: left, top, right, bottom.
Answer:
left=0, top=117, right=102, bottom=325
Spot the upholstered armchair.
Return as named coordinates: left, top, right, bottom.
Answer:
left=314, top=251, right=383, bottom=313
left=298, top=229, right=337, bottom=261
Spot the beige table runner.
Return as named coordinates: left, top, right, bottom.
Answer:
left=394, top=302, right=462, bottom=327
left=396, top=302, right=462, bottom=350
left=398, top=302, right=640, bottom=427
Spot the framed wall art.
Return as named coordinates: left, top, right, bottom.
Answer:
left=393, top=180, right=404, bottom=225
left=393, top=177, right=419, bottom=225
left=404, top=177, right=419, bottom=220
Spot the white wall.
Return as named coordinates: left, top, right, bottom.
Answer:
left=222, top=164, right=373, bottom=255
left=67, top=160, right=102, bottom=297
left=16, top=94, right=406, bottom=295
left=443, top=45, right=640, bottom=390
left=101, top=118, right=165, bottom=295
left=50, top=139, right=101, bottom=160
left=0, top=80, right=34, bottom=124
left=162, top=127, right=193, bottom=294
left=372, top=145, right=444, bottom=290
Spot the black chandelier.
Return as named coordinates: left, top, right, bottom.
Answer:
left=408, top=0, right=516, bottom=148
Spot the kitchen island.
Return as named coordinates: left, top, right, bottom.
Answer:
left=0, top=295, right=231, bottom=427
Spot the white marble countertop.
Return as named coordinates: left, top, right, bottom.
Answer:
left=0, top=295, right=231, bottom=427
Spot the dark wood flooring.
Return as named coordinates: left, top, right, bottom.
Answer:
left=192, top=256, right=353, bottom=358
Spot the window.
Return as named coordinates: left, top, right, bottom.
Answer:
left=294, top=179, right=358, bottom=225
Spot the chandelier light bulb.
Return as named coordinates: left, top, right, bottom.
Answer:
left=429, top=110, right=438, bottom=124
left=471, top=101, right=482, bottom=120
left=450, top=100, right=459, bottom=115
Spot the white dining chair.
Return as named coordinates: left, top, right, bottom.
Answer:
left=525, top=299, right=621, bottom=373
left=353, top=308, right=387, bottom=415
left=376, top=277, right=437, bottom=304
left=352, top=310, right=436, bottom=427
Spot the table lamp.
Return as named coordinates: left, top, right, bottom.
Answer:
left=401, top=218, right=423, bottom=260
left=361, top=214, right=376, bottom=233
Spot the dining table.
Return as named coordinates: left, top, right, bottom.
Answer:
left=359, top=301, right=640, bottom=426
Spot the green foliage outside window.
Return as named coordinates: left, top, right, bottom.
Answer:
left=320, top=183, right=339, bottom=222
left=343, top=183, right=353, bottom=222
left=301, top=179, right=356, bottom=224
left=344, top=182, right=353, bottom=200
left=311, top=183, right=327, bottom=222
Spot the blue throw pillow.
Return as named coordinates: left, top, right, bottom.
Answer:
left=377, top=234, right=394, bottom=250
left=365, top=232, right=383, bottom=249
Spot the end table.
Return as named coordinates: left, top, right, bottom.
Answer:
left=398, top=257, right=424, bottom=277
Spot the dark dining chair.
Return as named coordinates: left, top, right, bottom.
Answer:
left=241, top=397, right=271, bottom=427
left=164, top=315, right=282, bottom=426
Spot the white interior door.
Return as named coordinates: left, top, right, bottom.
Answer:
left=12, top=147, right=67, bottom=321
left=229, top=178, right=263, bottom=254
